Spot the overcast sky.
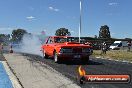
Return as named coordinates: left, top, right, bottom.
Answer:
left=0, top=0, right=132, bottom=38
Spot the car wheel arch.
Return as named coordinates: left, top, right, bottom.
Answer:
left=53, top=49, right=56, bottom=54
left=42, top=49, right=49, bottom=59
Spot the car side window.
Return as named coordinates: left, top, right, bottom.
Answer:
left=47, top=37, right=53, bottom=44
left=118, top=43, right=122, bottom=47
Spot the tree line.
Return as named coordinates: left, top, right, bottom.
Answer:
left=55, top=25, right=111, bottom=39
left=0, top=25, right=111, bottom=44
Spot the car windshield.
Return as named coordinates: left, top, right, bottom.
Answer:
left=54, top=37, right=77, bottom=43
left=111, top=43, right=120, bottom=46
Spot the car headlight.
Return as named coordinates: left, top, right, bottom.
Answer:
left=82, top=48, right=91, bottom=53
left=60, top=48, right=73, bottom=53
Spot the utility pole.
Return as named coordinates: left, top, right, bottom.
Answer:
left=79, top=0, right=82, bottom=43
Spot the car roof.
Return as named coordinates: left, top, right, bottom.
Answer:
left=114, top=41, right=122, bottom=43
left=50, top=36, right=72, bottom=38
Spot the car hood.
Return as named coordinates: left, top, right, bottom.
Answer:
left=54, top=42, right=92, bottom=48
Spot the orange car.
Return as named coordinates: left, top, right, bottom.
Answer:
left=41, top=36, right=93, bottom=63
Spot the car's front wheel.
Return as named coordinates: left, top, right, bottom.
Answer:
left=42, top=49, right=48, bottom=59
left=54, top=51, right=60, bottom=63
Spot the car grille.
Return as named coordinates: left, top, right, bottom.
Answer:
left=72, top=48, right=82, bottom=53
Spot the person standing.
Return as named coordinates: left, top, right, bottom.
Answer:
left=127, top=41, right=131, bottom=52
left=101, top=42, right=107, bottom=54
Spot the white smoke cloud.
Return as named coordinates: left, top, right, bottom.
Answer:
left=14, top=34, right=44, bottom=56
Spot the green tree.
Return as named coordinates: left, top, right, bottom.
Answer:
left=55, top=28, right=71, bottom=36
left=99, top=25, right=111, bottom=38
left=0, top=34, right=10, bottom=44
left=11, top=29, right=27, bottom=42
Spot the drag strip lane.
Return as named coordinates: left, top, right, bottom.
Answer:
left=22, top=53, right=132, bottom=88
left=4, top=53, right=80, bottom=88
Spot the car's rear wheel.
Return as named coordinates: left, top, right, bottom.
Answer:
left=54, top=51, right=60, bottom=63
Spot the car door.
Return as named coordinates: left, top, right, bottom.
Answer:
left=44, top=37, right=54, bottom=56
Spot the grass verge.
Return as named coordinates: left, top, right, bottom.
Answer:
left=92, top=50, right=132, bottom=62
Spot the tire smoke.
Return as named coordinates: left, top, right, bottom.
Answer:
left=14, top=34, right=46, bottom=56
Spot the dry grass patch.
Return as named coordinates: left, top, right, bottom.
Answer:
left=92, top=50, right=132, bottom=62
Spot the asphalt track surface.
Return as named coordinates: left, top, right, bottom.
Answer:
left=19, top=53, right=132, bottom=88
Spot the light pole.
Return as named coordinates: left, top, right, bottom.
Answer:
left=79, top=0, right=82, bottom=43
